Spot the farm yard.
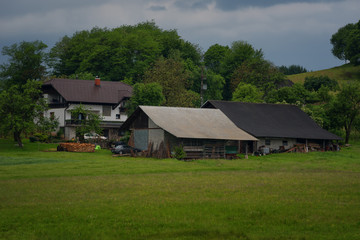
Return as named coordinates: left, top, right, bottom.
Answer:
left=0, top=139, right=360, bottom=239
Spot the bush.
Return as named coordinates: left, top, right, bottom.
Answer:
left=29, top=136, right=38, bottom=142
left=173, top=146, right=186, bottom=160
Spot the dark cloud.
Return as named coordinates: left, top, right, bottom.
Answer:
left=0, top=0, right=107, bottom=18
left=149, top=5, right=167, bottom=11
left=214, top=0, right=344, bottom=11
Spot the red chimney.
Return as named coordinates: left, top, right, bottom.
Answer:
left=95, top=76, right=100, bottom=86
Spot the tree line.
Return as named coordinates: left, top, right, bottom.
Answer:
left=0, top=20, right=360, bottom=145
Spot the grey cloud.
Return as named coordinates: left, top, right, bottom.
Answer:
left=174, top=0, right=212, bottom=10
left=149, top=5, right=167, bottom=11
left=214, top=0, right=344, bottom=11
left=0, top=0, right=112, bottom=18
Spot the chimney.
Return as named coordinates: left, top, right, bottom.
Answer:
left=95, top=76, right=100, bottom=86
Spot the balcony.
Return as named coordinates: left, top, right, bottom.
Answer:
left=48, top=102, right=68, bottom=108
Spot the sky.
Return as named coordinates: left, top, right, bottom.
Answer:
left=0, top=0, right=359, bottom=71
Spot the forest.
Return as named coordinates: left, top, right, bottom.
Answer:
left=0, top=20, right=360, bottom=143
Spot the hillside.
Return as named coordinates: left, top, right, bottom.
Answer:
left=287, top=64, right=360, bottom=85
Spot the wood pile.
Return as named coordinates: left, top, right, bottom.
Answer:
left=58, top=143, right=95, bottom=152
left=286, top=143, right=322, bottom=153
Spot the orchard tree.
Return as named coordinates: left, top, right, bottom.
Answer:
left=327, top=82, right=360, bottom=144
left=0, top=80, right=47, bottom=147
left=0, top=41, right=47, bottom=88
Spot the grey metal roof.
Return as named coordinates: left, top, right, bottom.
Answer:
left=42, top=78, right=132, bottom=104
left=203, top=100, right=342, bottom=140
left=139, top=106, right=258, bottom=141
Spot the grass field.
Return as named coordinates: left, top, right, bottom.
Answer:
left=0, top=139, right=360, bottom=239
left=287, top=63, right=360, bottom=84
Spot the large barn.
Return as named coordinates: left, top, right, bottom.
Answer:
left=202, top=100, right=342, bottom=153
left=121, top=106, right=257, bottom=158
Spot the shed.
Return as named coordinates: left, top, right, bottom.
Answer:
left=121, top=106, right=258, bottom=158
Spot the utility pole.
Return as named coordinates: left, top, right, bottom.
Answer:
left=200, top=66, right=207, bottom=106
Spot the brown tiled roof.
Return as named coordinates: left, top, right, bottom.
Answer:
left=43, top=78, right=132, bottom=105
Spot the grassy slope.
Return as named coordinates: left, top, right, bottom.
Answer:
left=287, top=64, right=360, bottom=84
left=0, top=139, right=360, bottom=240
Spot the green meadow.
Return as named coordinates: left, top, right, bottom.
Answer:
left=0, top=139, right=360, bottom=240
left=287, top=63, right=360, bottom=85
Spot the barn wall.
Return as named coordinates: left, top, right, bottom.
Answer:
left=134, top=129, right=149, bottom=151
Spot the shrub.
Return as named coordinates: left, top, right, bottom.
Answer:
left=173, top=146, right=186, bottom=160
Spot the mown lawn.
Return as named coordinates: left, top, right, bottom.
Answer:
left=0, top=139, right=360, bottom=240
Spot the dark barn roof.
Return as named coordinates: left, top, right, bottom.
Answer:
left=42, top=78, right=132, bottom=105
left=202, top=100, right=342, bottom=140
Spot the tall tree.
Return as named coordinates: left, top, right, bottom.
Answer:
left=48, top=21, right=201, bottom=83
left=331, top=19, right=360, bottom=64
left=327, top=82, right=360, bottom=143
left=220, top=41, right=264, bottom=100
left=204, top=44, right=230, bottom=74
left=143, top=57, right=199, bottom=107
left=231, top=59, right=286, bottom=94
left=127, top=82, right=165, bottom=115
left=0, top=80, right=47, bottom=147
left=0, top=41, right=47, bottom=88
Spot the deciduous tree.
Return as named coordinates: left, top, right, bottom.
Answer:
left=232, top=83, right=263, bottom=103
left=69, top=105, right=103, bottom=142
left=127, top=82, right=165, bottom=115
left=0, top=41, right=47, bottom=88
left=0, top=80, right=47, bottom=147
left=327, top=82, right=360, bottom=143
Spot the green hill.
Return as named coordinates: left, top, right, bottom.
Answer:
left=287, top=64, right=360, bottom=85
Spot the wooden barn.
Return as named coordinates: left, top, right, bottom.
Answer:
left=120, top=106, right=258, bottom=158
left=202, top=101, right=342, bottom=153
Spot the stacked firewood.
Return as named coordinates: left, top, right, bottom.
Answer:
left=286, top=143, right=322, bottom=153
left=58, top=143, right=95, bottom=152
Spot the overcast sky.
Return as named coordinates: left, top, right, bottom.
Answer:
left=0, top=0, right=359, bottom=71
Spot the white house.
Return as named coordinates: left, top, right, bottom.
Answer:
left=42, top=77, right=132, bottom=140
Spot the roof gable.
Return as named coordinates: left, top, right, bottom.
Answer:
left=203, top=100, right=342, bottom=140
left=43, top=78, right=132, bottom=105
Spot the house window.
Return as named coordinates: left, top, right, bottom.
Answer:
left=103, top=106, right=111, bottom=116
left=116, top=114, right=120, bottom=119
left=265, top=139, right=271, bottom=146
left=283, top=140, right=288, bottom=146
left=50, top=112, right=55, bottom=120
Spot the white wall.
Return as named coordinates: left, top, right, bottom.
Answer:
left=258, top=138, right=297, bottom=151
left=65, top=104, right=127, bottom=122
left=45, top=108, right=66, bottom=127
